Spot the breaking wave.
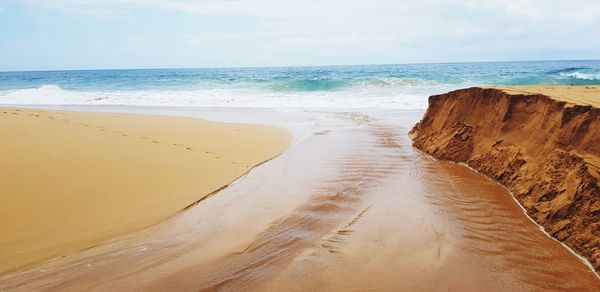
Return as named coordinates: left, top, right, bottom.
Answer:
left=0, top=82, right=454, bottom=109
left=560, top=71, right=600, bottom=81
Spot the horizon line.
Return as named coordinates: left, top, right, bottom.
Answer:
left=1, top=58, right=599, bottom=74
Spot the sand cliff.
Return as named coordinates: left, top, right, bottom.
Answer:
left=410, top=86, right=600, bottom=273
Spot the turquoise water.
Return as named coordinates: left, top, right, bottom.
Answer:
left=0, top=60, right=599, bottom=109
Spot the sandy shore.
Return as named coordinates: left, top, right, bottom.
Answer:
left=493, top=85, right=600, bottom=107
left=1, top=106, right=598, bottom=291
left=0, top=107, right=291, bottom=275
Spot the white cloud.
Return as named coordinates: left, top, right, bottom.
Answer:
left=560, top=4, right=600, bottom=26
left=501, top=0, right=542, bottom=20
left=10, top=0, right=600, bottom=66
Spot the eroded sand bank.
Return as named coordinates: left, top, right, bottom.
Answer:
left=0, top=108, right=291, bottom=275
left=1, top=107, right=598, bottom=291
left=411, top=86, right=600, bottom=273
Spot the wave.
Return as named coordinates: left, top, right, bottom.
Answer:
left=352, top=77, right=438, bottom=87
left=0, top=83, right=456, bottom=109
left=545, top=66, right=600, bottom=81
left=263, top=77, right=438, bottom=92
left=545, top=67, right=590, bottom=74
left=267, top=79, right=348, bottom=91
left=559, top=71, right=600, bottom=81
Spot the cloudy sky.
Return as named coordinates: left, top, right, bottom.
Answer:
left=1, top=0, right=599, bottom=71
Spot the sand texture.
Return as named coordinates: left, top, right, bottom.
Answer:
left=0, top=108, right=291, bottom=275
left=411, top=86, right=600, bottom=272
left=494, top=85, right=600, bottom=107
left=1, top=108, right=599, bottom=291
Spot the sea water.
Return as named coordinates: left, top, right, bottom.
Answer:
left=0, top=60, right=599, bottom=109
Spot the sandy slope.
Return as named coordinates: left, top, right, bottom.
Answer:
left=0, top=107, right=291, bottom=275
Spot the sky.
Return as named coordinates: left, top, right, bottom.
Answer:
left=0, top=0, right=599, bottom=71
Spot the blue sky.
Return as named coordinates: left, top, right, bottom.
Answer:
left=1, top=0, right=599, bottom=71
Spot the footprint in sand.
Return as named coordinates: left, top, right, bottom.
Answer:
left=152, top=140, right=159, bottom=144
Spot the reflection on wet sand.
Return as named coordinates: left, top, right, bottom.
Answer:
left=0, top=109, right=598, bottom=291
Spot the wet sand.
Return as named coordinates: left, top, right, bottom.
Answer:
left=0, top=108, right=291, bottom=275
left=0, top=107, right=598, bottom=291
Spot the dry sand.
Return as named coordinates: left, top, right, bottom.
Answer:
left=492, top=85, right=600, bottom=107
left=0, top=107, right=291, bottom=275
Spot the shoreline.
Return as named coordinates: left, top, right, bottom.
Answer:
left=417, top=147, right=599, bottom=278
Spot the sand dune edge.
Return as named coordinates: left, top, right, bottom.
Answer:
left=0, top=107, right=292, bottom=275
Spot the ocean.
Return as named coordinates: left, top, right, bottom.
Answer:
left=1, top=60, right=599, bottom=109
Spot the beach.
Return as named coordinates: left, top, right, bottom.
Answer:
left=0, top=107, right=291, bottom=275
left=3, top=0, right=600, bottom=288
left=1, top=102, right=598, bottom=291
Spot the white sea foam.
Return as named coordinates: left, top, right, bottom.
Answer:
left=0, top=83, right=459, bottom=109
left=560, top=71, right=600, bottom=80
